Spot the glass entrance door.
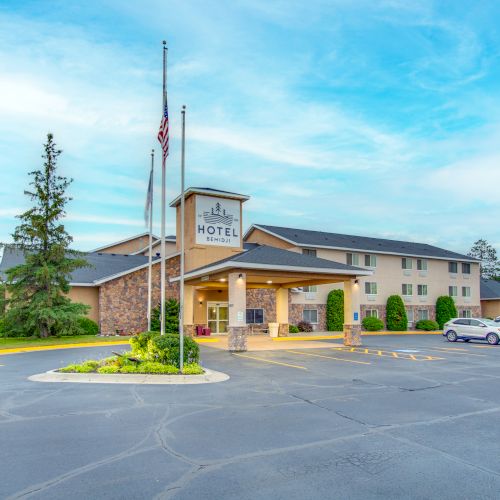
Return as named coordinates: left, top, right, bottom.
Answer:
left=207, top=302, right=229, bottom=334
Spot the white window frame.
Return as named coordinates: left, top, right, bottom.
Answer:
left=303, top=308, right=318, bottom=324
left=402, top=258, right=413, bottom=270
left=449, top=286, right=458, bottom=297
left=302, top=248, right=317, bottom=257
left=364, top=254, right=377, bottom=268
left=418, top=309, right=429, bottom=321
left=402, top=283, right=413, bottom=296
left=462, top=286, right=471, bottom=297
left=448, top=261, right=458, bottom=274
left=246, top=308, right=264, bottom=324
left=346, top=252, right=359, bottom=266
left=461, top=309, right=472, bottom=318
left=365, top=309, right=379, bottom=319
left=302, top=285, right=318, bottom=293
left=417, top=259, right=428, bottom=271
left=365, top=282, right=377, bottom=295
left=462, top=263, right=471, bottom=275
left=417, top=284, right=428, bottom=296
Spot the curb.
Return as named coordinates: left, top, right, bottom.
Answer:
left=0, top=340, right=130, bottom=356
left=28, top=367, right=230, bottom=385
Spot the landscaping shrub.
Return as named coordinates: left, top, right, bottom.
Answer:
left=288, top=324, right=300, bottom=334
left=182, top=363, right=204, bottom=375
left=386, top=295, right=408, bottom=331
left=297, top=321, right=313, bottom=333
left=130, top=331, right=159, bottom=358
left=59, top=361, right=98, bottom=373
left=147, top=334, right=199, bottom=367
left=416, top=319, right=439, bottom=331
left=119, top=365, right=139, bottom=374
left=136, top=362, right=179, bottom=374
left=436, top=296, right=457, bottom=329
left=76, top=317, right=99, bottom=335
left=150, top=299, right=180, bottom=333
left=97, top=365, right=119, bottom=374
left=0, top=317, right=5, bottom=337
left=362, top=316, right=384, bottom=331
left=326, top=289, right=344, bottom=331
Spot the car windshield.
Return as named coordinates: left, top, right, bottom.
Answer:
left=480, top=319, right=498, bottom=326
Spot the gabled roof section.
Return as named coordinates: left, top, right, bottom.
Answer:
left=131, top=235, right=176, bottom=255
left=169, top=187, right=250, bottom=207
left=172, top=245, right=371, bottom=281
left=0, top=246, right=162, bottom=285
left=90, top=232, right=159, bottom=253
left=246, top=224, right=478, bottom=262
left=480, top=279, right=500, bottom=300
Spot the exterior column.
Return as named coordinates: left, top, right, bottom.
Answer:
left=183, top=285, right=195, bottom=337
left=276, top=287, right=289, bottom=337
left=228, top=272, right=248, bottom=351
left=343, top=279, right=362, bottom=346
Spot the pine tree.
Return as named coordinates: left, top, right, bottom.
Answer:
left=468, top=239, right=499, bottom=279
left=4, top=134, right=89, bottom=337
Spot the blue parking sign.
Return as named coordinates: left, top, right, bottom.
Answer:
left=354, top=312, right=359, bottom=321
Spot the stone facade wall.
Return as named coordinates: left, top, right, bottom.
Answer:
left=99, top=256, right=180, bottom=335
left=246, top=288, right=276, bottom=333
left=289, top=303, right=327, bottom=330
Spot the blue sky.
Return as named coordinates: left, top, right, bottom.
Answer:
left=1, top=0, right=499, bottom=253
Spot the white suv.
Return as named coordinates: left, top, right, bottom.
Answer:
left=443, top=318, right=500, bottom=345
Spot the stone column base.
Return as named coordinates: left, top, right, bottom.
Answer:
left=343, top=324, right=362, bottom=346
left=184, top=325, right=196, bottom=337
left=278, top=323, right=289, bottom=337
left=228, top=326, right=248, bottom=352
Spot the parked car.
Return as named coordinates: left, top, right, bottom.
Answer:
left=443, top=318, right=500, bottom=344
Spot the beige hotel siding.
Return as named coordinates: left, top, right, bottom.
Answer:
left=68, top=286, right=99, bottom=322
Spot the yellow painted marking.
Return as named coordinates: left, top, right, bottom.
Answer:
left=378, top=350, right=382, bottom=356
left=287, top=350, right=371, bottom=365
left=362, top=331, right=442, bottom=336
left=194, top=338, right=219, bottom=343
left=472, top=345, right=500, bottom=349
left=233, top=353, right=307, bottom=370
left=392, top=352, right=398, bottom=358
left=331, top=346, right=442, bottom=361
left=410, top=354, right=416, bottom=360
left=0, top=340, right=130, bottom=356
left=272, top=335, right=343, bottom=341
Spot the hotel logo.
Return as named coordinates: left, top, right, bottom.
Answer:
left=196, top=195, right=240, bottom=247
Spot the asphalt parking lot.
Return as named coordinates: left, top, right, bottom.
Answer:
left=1, top=334, right=500, bottom=499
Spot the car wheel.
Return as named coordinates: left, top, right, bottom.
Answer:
left=486, top=333, right=499, bottom=345
left=464, top=339, right=470, bottom=342
left=446, top=330, right=458, bottom=342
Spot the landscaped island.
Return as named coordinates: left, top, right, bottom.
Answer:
left=58, top=331, right=204, bottom=375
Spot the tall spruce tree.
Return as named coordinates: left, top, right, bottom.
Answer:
left=5, top=134, right=89, bottom=337
left=468, top=239, right=499, bottom=279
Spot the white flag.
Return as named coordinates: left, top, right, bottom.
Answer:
left=144, top=167, right=153, bottom=226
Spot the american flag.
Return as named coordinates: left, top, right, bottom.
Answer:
left=157, top=101, right=169, bottom=160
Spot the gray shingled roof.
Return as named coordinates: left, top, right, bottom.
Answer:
left=480, top=279, right=500, bottom=300
left=250, top=224, right=477, bottom=262
left=183, top=244, right=369, bottom=277
left=0, top=246, right=157, bottom=284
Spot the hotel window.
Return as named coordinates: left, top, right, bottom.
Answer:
left=461, top=309, right=472, bottom=318
left=402, top=284, right=413, bottom=296
left=246, top=308, right=264, bottom=324
left=449, top=286, right=458, bottom=297
left=365, top=309, right=378, bottom=318
left=417, top=259, right=428, bottom=271
left=302, top=285, right=317, bottom=293
left=448, top=262, right=458, bottom=273
left=303, top=248, right=317, bottom=257
left=407, top=308, right=414, bottom=326
left=364, top=254, right=377, bottom=267
left=417, top=284, right=428, bottom=296
left=462, top=263, right=471, bottom=274
left=365, top=282, right=377, bottom=295
left=402, top=258, right=413, bottom=270
left=462, top=286, right=471, bottom=297
left=346, top=252, right=359, bottom=266
left=418, top=309, right=429, bottom=321
left=303, top=308, right=318, bottom=324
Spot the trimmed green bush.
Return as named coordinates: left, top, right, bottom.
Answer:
left=147, top=334, right=199, bottom=367
left=130, top=331, right=159, bottom=358
left=119, top=365, right=139, bottom=374
left=289, top=324, right=300, bottom=334
left=150, top=299, right=180, bottom=333
left=136, top=362, right=179, bottom=374
left=182, top=363, right=204, bottom=375
left=436, top=296, right=457, bottom=329
left=416, top=319, right=439, bottom=331
left=59, top=360, right=99, bottom=373
left=97, top=365, right=119, bottom=374
left=362, top=316, right=384, bottom=331
left=326, top=289, right=344, bottom=331
left=297, top=321, right=313, bottom=333
left=0, top=317, right=6, bottom=337
left=76, top=317, right=99, bottom=335
left=386, top=295, right=408, bottom=331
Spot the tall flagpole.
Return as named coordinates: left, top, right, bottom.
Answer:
left=160, top=40, right=167, bottom=336
left=179, top=105, right=186, bottom=371
left=147, top=149, right=155, bottom=332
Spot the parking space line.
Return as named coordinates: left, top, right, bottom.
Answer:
left=232, top=353, right=308, bottom=370
left=330, top=346, right=443, bottom=361
left=287, top=350, right=371, bottom=365
left=427, top=347, right=487, bottom=357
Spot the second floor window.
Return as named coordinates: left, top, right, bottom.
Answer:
left=402, top=284, right=413, bottom=296
left=303, top=248, right=317, bottom=257
left=462, top=263, right=471, bottom=274
left=462, top=286, right=471, bottom=297
left=449, top=286, right=458, bottom=297
left=402, top=258, right=413, bottom=270
left=364, top=254, right=377, bottom=267
left=302, top=285, right=317, bottom=294
left=449, top=262, right=458, bottom=273
left=365, top=282, right=377, bottom=295
left=418, top=284, right=428, bottom=296
left=417, top=259, right=428, bottom=271
left=346, top=252, right=359, bottom=266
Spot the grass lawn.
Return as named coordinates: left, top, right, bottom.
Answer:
left=0, top=335, right=133, bottom=350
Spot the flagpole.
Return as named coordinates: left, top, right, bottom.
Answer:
left=147, top=149, right=154, bottom=332
left=160, top=40, right=167, bottom=336
left=179, top=105, right=186, bottom=372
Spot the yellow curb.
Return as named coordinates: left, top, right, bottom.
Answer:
left=273, top=331, right=441, bottom=341
left=363, top=331, right=442, bottom=336
left=0, top=340, right=130, bottom=356
left=194, top=338, right=219, bottom=343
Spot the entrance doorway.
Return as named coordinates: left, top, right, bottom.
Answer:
left=207, top=302, right=229, bottom=334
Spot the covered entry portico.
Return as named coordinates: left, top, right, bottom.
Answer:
left=171, top=245, right=372, bottom=352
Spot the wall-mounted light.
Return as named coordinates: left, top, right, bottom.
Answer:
left=354, top=279, right=359, bottom=284
left=199, top=300, right=203, bottom=305
left=238, top=273, right=243, bottom=279
left=219, top=278, right=226, bottom=282
left=266, top=280, right=273, bottom=284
